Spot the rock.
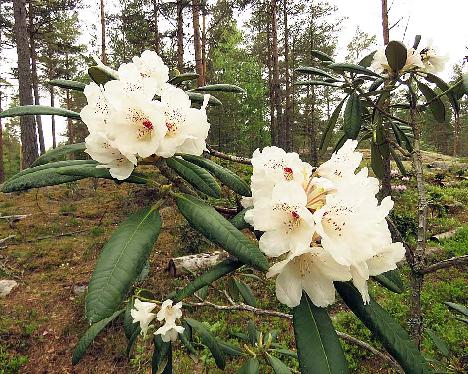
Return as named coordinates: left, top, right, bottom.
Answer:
left=73, top=284, right=87, bottom=295
left=0, top=280, right=18, bottom=297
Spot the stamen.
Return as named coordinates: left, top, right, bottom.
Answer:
left=283, top=167, right=293, bottom=180
left=142, top=120, right=153, bottom=130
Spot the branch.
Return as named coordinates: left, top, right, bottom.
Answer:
left=185, top=300, right=403, bottom=371
left=420, top=255, right=468, bottom=274
left=207, top=145, right=252, bottom=165
left=386, top=217, right=414, bottom=265
left=389, top=140, right=411, bottom=158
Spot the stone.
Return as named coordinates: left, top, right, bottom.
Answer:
left=73, top=284, right=87, bottom=295
left=0, top=280, right=18, bottom=298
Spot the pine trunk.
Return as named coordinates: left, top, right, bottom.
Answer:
left=0, top=91, right=4, bottom=183
left=100, top=0, right=106, bottom=63
left=176, top=0, right=184, bottom=71
left=201, top=9, right=207, bottom=85
left=270, top=0, right=283, bottom=148
left=381, top=0, right=390, bottom=44
left=267, top=22, right=276, bottom=145
left=152, top=0, right=160, bottom=54
left=13, top=0, right=38, bottom=168
left=283, top=0, right=292, bottom=152
left=50, top=86, right=56, bottom=149
left=192, top=0, right=203, bottom=86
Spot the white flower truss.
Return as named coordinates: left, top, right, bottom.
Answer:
left=247, top=140, right=405, bottom=307
left=130, top=299, right=157, bottom=336
left=80, top=50, right=211, bottom=180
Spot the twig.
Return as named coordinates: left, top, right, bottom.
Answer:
left=0, top=235, right=15, bottom=246
left=388, top=140, right=411, bottom=158
left=25, top=229, right=88, bottom=243
left=184, top=300, right=402, bottom=371
left=386, top=217, right=414, bottom=265
left=420, top=255, right=468, bottom=274
left=214, top=206, right=238, bottom=215
left=0, top=214, right=30, bottom=222
left=207, top=146, right=252, bottom=165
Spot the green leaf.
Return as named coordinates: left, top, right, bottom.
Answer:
left=166, top=157, right=221, bottom=197
left=445, top=302, right=468, bottom=317
left=187, top=91, right=222, bottom=106
left=343, top=93, right=363, bottom=139
left=179, top=330, right=197, bottom=355
left=424, top=73, right=460, bottom=114
left=266, top=353, right=292, bottom=374
left=293, top=292, right=349, bottom=374
left=175, top=194, right=269, bottom=271
left=270, top=348, right=298, bottom=358
left=124, top=298, right=139, bottom=340
left=358, top=51, right=377, bottom=68
left=389, top=147, right=407, bottom=176
left=49, top=79, right=86, bottom=92
left=390, top=122, right=413, bottom=152
left=86, top=207, right=161, bottom=323
left=310, top=50, right=334, bottom=63
left=1, top=160, right=94, bottom=192
left=335, top=282, right=432, bottom=373
left=333, top=133, right=348, bottom=153
left=230, top=208, right=251, bottom=230
left=72, top=309, right=123, bottom=365
left=126, top=328, right=140, bottom=357
left=180, top=154, right=251, bottom=196
left=236, top=280, right=257, bottom=307
left=247, top=320, right=257, bottom=345
left=417, top=81, right=446, bottom=123
left=0, top=105, right=81, bottom=120
left=236, top=357, right=260, bottom=374
left=192, top=84, right=245, bottom=94
left=328, top=63, right=381, bottom=78
left=217, top=339, right=244, bottom=357
left=32, top=143, right=86, bottom=166
left=185, top=318, right=226, bottom=369
left=385, top=41, right=407, bottom=72
left=168, top=72, right=199, bottom=85
left=294, top=80, right=341, bottom=88
left=370, top=123, right=388, bottom=180
left=426, top=328, right=449, bottom=356
left=88, top=65, right=118, bottom=84
left=295, top=66, right=338, bottom=81
left=57, top=164, right=147, bottom=184
left=152, top=335, right=172, bottom=374
left=319, top=97, right=346, bottom=155
left=369, top=78, right=385, bottom=92
left=373, top=269, right=404, bottom=293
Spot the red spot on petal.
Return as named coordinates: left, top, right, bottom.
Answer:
left=284, top=167, right=293, bottom=174
left=142, top=120, right=153, bottom=130
left=291, top=211, right=300, bottom=219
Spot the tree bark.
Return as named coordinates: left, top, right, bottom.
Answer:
left=50, top=86, right=56, bottom=149
left=100, top=0, right=106, bottom=64
left=283, top=0, right=292, bottom=152
left=266, top=22, right=276, bottom=146
left=270, top=0, right=283, bottom=148
left=13, top=0, right=38, bottom=168
left=201, top=6, right=207, bottom=85
left=152, top=0, right=160, bottom=54
left=453, top=113, right=460, bottom=156
left=65, top=52, right=73, bottom=144
left=176, top=0, right=184, bottom=71
left=381, top=0, right=389, bottom=44
left=192, top=0, right=203, bottom=86
left=0, top=91, right=4, bottom=183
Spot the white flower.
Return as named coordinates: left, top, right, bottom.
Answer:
left=351, top=242, right=405, bottom=303
left=157, top=299, right=183, bottom=324
left=155, top=321, right=185, bottom=342
left=131, top=299, right=157, bottom=336
left=155, top=85, right=210, bottom=158
left=85, top=133, right=137, bottom=180
left=253, top=181, right=315, bottom=257
left=266, top=246, right=351, bottom=308
left=80, top=82, right=109, bottom=135
left=132, top=50, right=169, bottom=94
left=370, top=49, right=390, bottom=75
left=420, top=44, right=448, bottom=74
left=402, top=48, right=425, bottom=73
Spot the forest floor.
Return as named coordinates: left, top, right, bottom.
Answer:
left=0, top=152, right=467, bottom=374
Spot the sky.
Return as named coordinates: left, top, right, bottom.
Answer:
left=2, top=0, right=467, bottom=150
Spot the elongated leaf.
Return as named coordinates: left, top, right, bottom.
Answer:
left=385, top=41, right=407, bottom=72
left=192, top=84, right=245, bottom=94
left=72, top=310, right=123, bottom=365
left=187, top=91, right=222, bottom=106
left=49, top=79, right=86, bottom=92
left=179, top=331, right=197, bottom=355
left=294, top=80, right=341, bottom=88
left=293, top=293, right=348, bottom=374
left=218, top=339, right=244, bottom=357
left=247, top=320, right=257, bottom=345
left=174, top=258, right=243, bottom=302
left=445, top=302, right=468, bottom=317
left=57, top=165, right=147, bottom=184
left=310, top=50, right=334, bottom=63
left=373, top=269, right=404, bottom=293
left=230, top=208, right=251, bottom=230
left=86, top=207, right=161, bottom=323
left=319, top=97, right=346, bottom=154
left=358, top=51, right=377, bottom=68
left=88, top=65, right=118, bottom=84
left=335, top=282, right=431, bottom=373
left=369, top=78, right=385, bottom=92
left=152, top=335, right=172, bottom=374
left=166, top=157, right=221, bottom=197
left=126, top=328, right=141, bottom=357
left=0, top=105, right=81, bottom=120
left=266, top=353, right=292, bottom=374
left=32, top=143, right=86, bottom=166
left=185, top=318, right=226, bottom=369
left=424, top=73, right=460, bottom=114
left=236, top=280, right=257, bottom=307
left=370, top=123, right=389, bottom=180
left=426, top=328, right=449, bottom=356
left=176, top=194, right=269, bottom=271
left=295, top=67, right=338, bottom=81
left=333, top=133, right=348, bottom=153
left=343, top=93, right=362, bottom=139
left=168, top=72, right=199, bottom=85
left=390, top=122, right=413, bottom=152
left=328, top=63, right=381, bottom=78
left=389, top=147, right=407, bottom=176
left=417, top=81, right=446, bottom=123
left=124, top=298, right=139, bottom=340
left=236, top=357, right=260, bottom=374
left=270, top=348, right=298, bottom=358
left=180, top=154, right=251, bottom=196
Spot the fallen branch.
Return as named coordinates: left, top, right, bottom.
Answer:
left=167, top=251, right=229, bottom=277
left=207, top=146, right=252, bottom=165
left=420, top=255, right=468, bottom=274
left=214, top=206, right=238, bottom=215
left=25, top=229, right=88, bottom=243
left=184, top=300, right=402, bottom=371
left=0, top=214, right=30, bottom=223
left=0, top=235, right=15, bottom=247
left=430, top=228, right=459, bottom=242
